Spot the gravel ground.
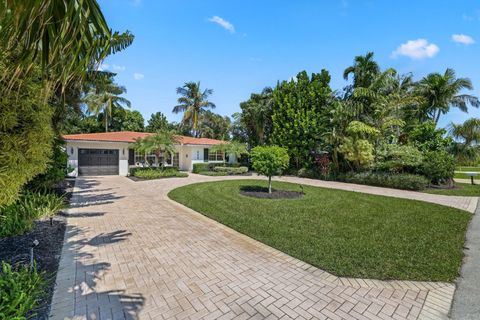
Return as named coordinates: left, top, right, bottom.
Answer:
left=0, top=179, right=74, bottom=320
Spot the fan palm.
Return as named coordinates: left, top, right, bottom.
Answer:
left=416, top=68, right=479, bottom=125
left=84, top=80, right=131, bottom=132
left=172, top=82, right=216, bottom=137
left=343, top=52, right=380, bottom=88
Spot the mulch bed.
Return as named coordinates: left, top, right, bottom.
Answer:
left=0, top=178, right=75, bottom=320
left=239, top=186, right=304, bottom=199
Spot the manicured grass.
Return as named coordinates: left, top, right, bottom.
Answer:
left=455, top=166, right=480, bottom=181
left=454, top=172, right=479, bottom=181
left=456, top=166, right=480, bottom=172
left=424, top=183, right=480, bottom=196
left=168, top=180, right=470, bottom=282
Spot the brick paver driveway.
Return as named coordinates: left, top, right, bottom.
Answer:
left=50, top=175, right=466, bottom=320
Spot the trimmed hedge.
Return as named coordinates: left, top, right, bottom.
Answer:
left=213, top=166, right=249, bottom=175
left=345, top=172, right=429, bottom=191
left=192, top=163, right=216, bottom=173
left=132, top=168, right=188, bottom=180
left=198, top=171, right=228, bottom=176
left=193, top=163, right=247, bottom=174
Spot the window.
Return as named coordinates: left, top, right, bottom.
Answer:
left=173, top=153, right=179, bottom=167
left=208, top=151, right=224, bottom=161
left=196, top=150, right=200, bottom=160
left=134, top=151, right=156, bottom=166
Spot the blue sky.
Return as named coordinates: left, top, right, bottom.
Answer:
left=99, top=0, right=480, bottom=129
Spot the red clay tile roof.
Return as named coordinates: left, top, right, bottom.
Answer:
left=63, top=131, right=226, bottom=145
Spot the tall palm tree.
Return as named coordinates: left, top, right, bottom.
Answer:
left=239, top=87, right=273, bottom=145
left=172, top=82, right=216, bottom=137
left=84, top=79, right=131, bottom=132
left=416, top=68, right=479, bottom=125
left=343, top=52, right=380, bottom=88
left=449, top=118, right=480, bottom=146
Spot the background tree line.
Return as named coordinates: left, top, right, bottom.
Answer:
left=231, top=52, right=480, bottom=186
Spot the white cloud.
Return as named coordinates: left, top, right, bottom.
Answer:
left=98, top=63, right=109, bottom=71
left=391, top=39, right=439, bottom=59
left=452, top=34, right=475, bottom=45
left=208, top=16, right=235, bottom=33
left=112, top=64, right=126, bottom=72
left=133, top=73, right=144, bottom=80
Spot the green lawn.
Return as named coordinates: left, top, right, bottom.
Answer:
left=424, top=183, right=480, bottom=196
left=454, top=172, right=479, bottom=181
left=455, top=166, right=480, bottom=181
left=168, top=180, right=470, bottom=282
left=456, top=166, right=480, bottom=172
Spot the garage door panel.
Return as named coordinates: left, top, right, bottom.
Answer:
left=78, top=149, right=119, bottom=176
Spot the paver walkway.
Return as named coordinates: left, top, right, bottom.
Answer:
left=50, top=175, right=474, bottom=320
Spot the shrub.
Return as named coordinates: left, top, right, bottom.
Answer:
left=251, top=146, right=290, bottom=193
left=192, top=163, right=216, bottom=173
left=374, top=145, right=423, bottom=173
left=28, top=138, right=70, bottom=190
left=0, top=191, right=65, bottom=238
left=345, top=172, right=428, bottom=191
left=420, top=151, right=455, bottom=185
left=213, top=166, right=248, bottom=175
left=198, top=171, right=228, bottom=176
left=0, top=262, right=46, bottom=319
left=0, top=59, right=54, bottom=207
left=133, top=168, right=188, bottom=180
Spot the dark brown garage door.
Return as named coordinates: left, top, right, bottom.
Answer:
left=78, top=149, right=119, bottom=176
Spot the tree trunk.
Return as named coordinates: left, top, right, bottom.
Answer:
left=105, top=111, right=108, bottom=132
left=434, top=110, right=441, bottom=126
left=268, top=176, right=272, bottom=194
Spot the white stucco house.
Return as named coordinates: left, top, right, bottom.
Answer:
left=63, top=131, right=231, bottom=176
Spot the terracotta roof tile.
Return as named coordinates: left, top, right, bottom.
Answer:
left=63, top=131, right=226, bottom=145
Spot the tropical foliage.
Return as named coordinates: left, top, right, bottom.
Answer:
left=0, top=262, right=46, bottom=320
left=172, top=82, right=216, bottom=137
left=133, top=131, right=179, bottom=167
left=235, top=52, right=479, bottom=187
left=0, top=0, right=133, bottom=207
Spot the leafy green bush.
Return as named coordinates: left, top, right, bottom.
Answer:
left=420, top=151, right=456, bottom=185
left=213, top=166, right=248, bottom=175
left=0, top=262, right=46, bottom=319
left=192, top=163, right=216, bottom=173
left=345, top=172, right=428, bottom=191
left=374, top=145, right=423, bottom=173
left=0, top=59, right=54, bottom=207
left=28, top=138, right=69, bottom=190
left=408, top=121, right=453, bottom=152
left=0, top=191, right=65, bottom=238
left=133, top=168, right=188, bottom=179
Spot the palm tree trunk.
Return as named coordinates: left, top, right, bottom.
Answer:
left=434, top=110, right=441, bottom=126
left=105, top=109, right=108, bottom=132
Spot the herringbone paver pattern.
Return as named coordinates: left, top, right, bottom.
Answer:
left=50, top=175, right=465, bottom=320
